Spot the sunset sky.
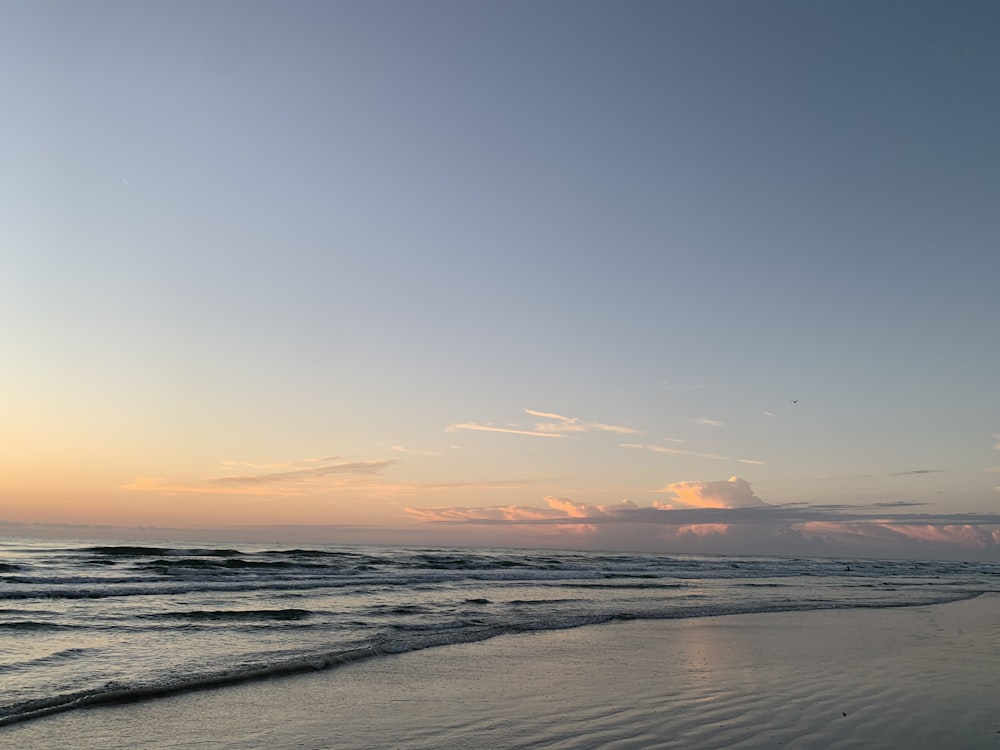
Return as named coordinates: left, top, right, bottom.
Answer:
left=3, top=1, right=999, bottom=559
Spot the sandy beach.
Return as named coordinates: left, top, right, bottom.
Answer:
left=7, top=594, right=999, bottom=749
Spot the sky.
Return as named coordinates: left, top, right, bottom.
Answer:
left=2, top=1, right=999, bottom=559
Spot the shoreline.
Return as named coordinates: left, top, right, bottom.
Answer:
left=6, top=594, right=1000, bottom=749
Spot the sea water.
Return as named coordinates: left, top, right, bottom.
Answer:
left=2, top=537, right=997, bottom=728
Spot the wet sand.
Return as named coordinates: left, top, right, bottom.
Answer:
left=7, top=594, right=1000, bottom=749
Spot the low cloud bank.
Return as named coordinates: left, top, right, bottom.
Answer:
left=405, top=477, right=1000, bottom=560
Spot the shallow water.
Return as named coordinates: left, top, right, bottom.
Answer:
left=2, top=537, right=997, bottom=728
left=7, top=596, right=1000, bottom=750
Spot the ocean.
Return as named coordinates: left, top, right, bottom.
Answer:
left=2, top=537, right=998, bottom=729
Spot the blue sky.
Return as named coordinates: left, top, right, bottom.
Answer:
left=2, top=1, right=999, bottom=558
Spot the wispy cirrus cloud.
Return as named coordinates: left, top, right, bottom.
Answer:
left=445, top=423, right=566, bottom=438
left=623, top=443, right=725, bottom=460
left=390, top=445, right=442, bottom=457
left=690, top=417, right=724, bottom=427
left=209, top=459, right=392, bottom=487
left=124, top=457, right=397, bottom=497
left=523, top=409, right=641, bottom=435
left=447, top=409, right=641, bottom=439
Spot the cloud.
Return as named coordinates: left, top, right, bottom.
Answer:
left=447, top=409, right=641, bottom=439
left=797, top=521, right=1000, bottom=550
left=218, top=456, right=340, bottom=471
left=390, top=445, right=441, bottom=457
left=523, top=409, right=642, bottom=435
left=738, top=458, right=766, bottom=465
left=410, top=477, right=766, bottom=526
left=690, top=418, right=724, bottom=427
left=404, top=477, right=1000, bottom=558
left=125, top=457, right=397, bottom=497
left=124, top=475, right=304, bottom=497
left=654, top=477, right=766, bottom=509
left=209, top=460, right=393, bottom=487
left=631, top=443, right=725, bottom=460
left=544, top=496, right=594, bottom=518
left=445, top=423, right=566, bottom=438
left=888, top=469, right=942, bottom=476
left=404, top=504, right=564, bottom=523
left=405, top=496, right=600, bottom=536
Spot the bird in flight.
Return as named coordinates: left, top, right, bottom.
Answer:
left=790, top=399, right=799, bottom=404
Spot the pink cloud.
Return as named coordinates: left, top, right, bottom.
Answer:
left=544, top=496, right=594, bottom=518
left=405, top=498, right=598, bottom=536
left=403, top=477, right=1000, bottom=558
left=654, top=476, right=765, bottom=509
